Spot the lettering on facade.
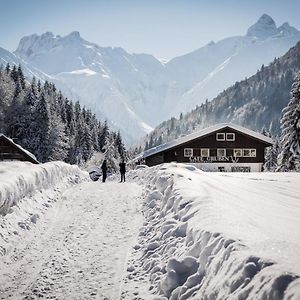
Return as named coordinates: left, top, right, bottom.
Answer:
left=189, top=156, right=239, bottom=163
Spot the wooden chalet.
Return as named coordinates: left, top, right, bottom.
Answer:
left=136, top=123, right=273, bottom=172
left=0, top=134, right=39, bottom=164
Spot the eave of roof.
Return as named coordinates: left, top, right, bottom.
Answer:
left=0, top=134, right=39, bottom=164
left=141, top=123, right=273, bottom=159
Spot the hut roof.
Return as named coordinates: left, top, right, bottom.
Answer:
left=0, top=134, right=39, bottom=164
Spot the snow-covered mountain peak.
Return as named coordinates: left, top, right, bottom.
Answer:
left=65, top=31, right=81, bottom=40
left=15, top=32, right=68, bottom=60
left=278, top=22, right=300, bottom=37
left=246, top=14, right=278, bottom=39
left=15, top=31, right=85, bottom=59
left=257, top=14, right=276, bottom=26
left=14, top=31, right=103, bottom=74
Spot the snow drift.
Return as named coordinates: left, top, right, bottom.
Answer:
left=126, top=164, right=300, bottom=299
left=0, top=161, right=88, bottom=255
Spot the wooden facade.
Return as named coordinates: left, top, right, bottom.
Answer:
left=0, top=134, right=39, bottom=164
left=142, top=124, right=273, bottom=172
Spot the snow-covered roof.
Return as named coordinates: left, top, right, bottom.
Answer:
left=0, top=134, right=39, bottom=164
left=142, top=123, right=273, bottom=159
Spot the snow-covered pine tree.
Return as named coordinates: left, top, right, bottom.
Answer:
left=278, top=73, right=300, bottom=171
left=99, top=120, right=109, bottom=151
left=17, top=64, right=26, bottom=90
left=4, top=77, right=25, bottom=140
left=32, top=91, right=50, bottom=162
left=264, top=136, right=280, bottom=171
left=47, top=112, right=69, bottom=161
left=115, top=131, right=126, bottom=160
left=102, top=133, right=119, bottom=171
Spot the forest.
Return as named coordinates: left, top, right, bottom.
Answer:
left=0, top=64, right=125, bottom=169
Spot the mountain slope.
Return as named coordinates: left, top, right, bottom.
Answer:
left=0, top=47, right=50, bottom=81
left=140, top=41, right=300, bottom=150
left=167, top=14, right=300, bottom=117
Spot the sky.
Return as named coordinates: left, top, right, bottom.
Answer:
left=0, top=0, right=300, bottom=60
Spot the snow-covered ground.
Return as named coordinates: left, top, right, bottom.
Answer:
left=127, top=163, right=300, bottom=299
left=0, top=161, right=87, bottom=256
left=1, top=162, right=300, bottom=299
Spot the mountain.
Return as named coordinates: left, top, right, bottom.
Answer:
left=13, top=31, right=163, bottom=143
left=167, top=14, right=300, bottom=117
left=139, top=41, right=300, bottom=151
left=1, top=14, right=299, bottom=144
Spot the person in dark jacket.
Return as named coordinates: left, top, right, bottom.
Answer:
left=119, top=160, right=126, bottom=182
left=101, top=160, right=107, bottom=183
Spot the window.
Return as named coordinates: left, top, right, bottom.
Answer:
left=217, top=149, right=226, bottom=157
left=201, top=148, right=210, bottom=157
left=243, top=149, right=256, bottom=157
left=216, top=133, right=225, bottom=141
left=184, top=148, right=193, bottom=157
left=250, top=149, right=256, bottom=157
left=233, top=149, right=243, bottom=157
left=226, top=133, right=235, bottom=141
left=217, top=132, right=235, bottom=141
left=243, top=149, right=251, bottom=157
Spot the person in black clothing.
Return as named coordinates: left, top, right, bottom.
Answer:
left=101, top=160, right=107, bottom=183
left=119, top=160, right=126, bottom=182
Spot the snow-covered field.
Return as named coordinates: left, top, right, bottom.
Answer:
left=0, top=161, right=300, bottom=299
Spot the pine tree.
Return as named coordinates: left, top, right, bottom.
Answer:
left=103, top=133, right=119, bottom=171
left=5, top=63, right=10, bottom=74
left=17, top=65, right=26, bottom=90
left=264, top=137, right=280, bottom=171
left=278, top=73, right=300, bottom=171
left=32, top=92, right=50, bottom=162
left=99, top=120, right=109, bottom=151
left=115, top=131, right=126, bottom=159
left=10, top=65, right=18, bottom=83
left=47, top=113, right=69, bottom=161
left=4, top=92, right=23, bottom=140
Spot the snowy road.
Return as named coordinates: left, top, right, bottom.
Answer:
left=0, top=181, right=143, bottom=300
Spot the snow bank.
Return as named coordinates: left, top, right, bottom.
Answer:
left=0, top=161, right=88, bottom=255
left=127, top=163, right=300, bottom=299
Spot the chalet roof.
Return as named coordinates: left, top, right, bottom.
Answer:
left=139, top=123, right=273, bottom=159
left=0, top=134, right=39, bottom=164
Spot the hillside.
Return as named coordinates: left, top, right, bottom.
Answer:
left=140, top=41, right=300, bottom=151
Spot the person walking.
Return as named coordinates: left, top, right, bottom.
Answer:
left=101, top=159, right=107, bottom=183
left=119, top=160, right=126, bottom=183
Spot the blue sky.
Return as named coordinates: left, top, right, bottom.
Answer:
left=0, top=0, right=299, bottom=59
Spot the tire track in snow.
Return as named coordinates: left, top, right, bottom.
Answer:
left=0, top=181, right=143, bottom=300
